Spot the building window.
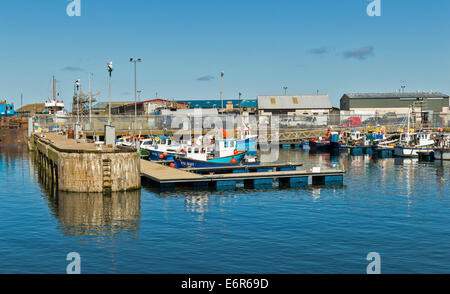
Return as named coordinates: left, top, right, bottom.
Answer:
left=270, top=98, right=276, bottom=104
left=292, top=97, right=298, bottom=104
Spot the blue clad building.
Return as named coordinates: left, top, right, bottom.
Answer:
left=177, top=99, right=257, bottom=113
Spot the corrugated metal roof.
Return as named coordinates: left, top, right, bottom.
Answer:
left=125, top=99, right=188, bottom=107
left=257, top=95, right=332, bottom=110
left=343, top=92, right=449, bottom=99
left=177, top=99, right=257, bottom=108
left=92, top=102, right=132, bottom=110
left=159, top=108, right=219, bottom=116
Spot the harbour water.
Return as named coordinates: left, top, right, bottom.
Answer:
left=0, top=146, right=449, bottom=273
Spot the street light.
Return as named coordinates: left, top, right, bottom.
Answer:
left=220, top=72, right=224, bottom=112
left=238, top=92, right=242, bottom=113
left=75, top=79, right=80, bottom=124
left=130, top=58, right=142, bottom=132
left=283, top=86, right=288, bottom=95
left=88, top=73, right=93, bottom=125
left=107, top=62, right=113, bottom=125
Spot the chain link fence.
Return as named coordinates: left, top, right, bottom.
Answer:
left=33, top=112, right=450, bottom=135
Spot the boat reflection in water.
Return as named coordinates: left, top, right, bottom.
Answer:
left=50, top=191, right=141, bottom=236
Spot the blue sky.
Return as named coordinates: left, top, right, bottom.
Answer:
left=1, top=0, right=450, bottom=109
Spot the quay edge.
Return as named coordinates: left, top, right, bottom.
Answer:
left=29, top=133, right=141, bottom=193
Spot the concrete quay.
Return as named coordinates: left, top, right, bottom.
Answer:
left=29, top=132, right=141, bottom=193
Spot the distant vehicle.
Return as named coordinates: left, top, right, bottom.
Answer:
left=289, top=116, right=327, bottom=128
left=393, top=116, right=408, bottom=125
left=279, top=117, right=293, bottom=127
left=341, top=117, right=362, bottom=127
left=381, top=112, right=398, bottom=124
left=362, top=117, right=382, bottom=126
left=383, top=112, right=397, bottom=119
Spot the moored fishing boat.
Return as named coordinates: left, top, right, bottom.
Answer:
left=174, top=139, right=248, bottom=168
left=146, top=136, right=186, bottom=161
left=138, top=138, right=153, bottom=159
left=393, top=132, right=434, bottom=157
left=116, top=136, right=134, bottom=147
left=174, top=151, right=247, bottom=168
left=309, top=130, right=339, bottom=153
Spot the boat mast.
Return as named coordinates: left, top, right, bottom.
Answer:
left=407, top=105, right=411, bottom=135
left=52, top=76, right=56, bottom=101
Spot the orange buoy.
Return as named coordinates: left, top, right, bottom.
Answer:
left=159, top=154, right=164, bottom=159
left=230, top=158, right=237, bottom=163
left=234, top=149, right=239, bottom=155
left=163, top=152, right=168, bottom=157
left=169, top=163, right=175, bottom=168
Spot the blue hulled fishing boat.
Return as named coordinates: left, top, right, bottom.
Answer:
left=174, top=139, right=248, bottom=168
left=174, top=151, right=247, bottom=168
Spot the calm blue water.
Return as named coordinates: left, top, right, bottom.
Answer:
left=0, top=145, right=449, bottom=274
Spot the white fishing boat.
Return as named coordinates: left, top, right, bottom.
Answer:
left=44, top=76, right=68, bottom=124
left=394, top=132, right=434, bottom=157
left=393, top=106, right=434, bottom=157
left=374, top=139, right=398, bottom=150
left=116, top=136, right=134, bottom=147
left=45, top=100, right=68, bottom=123
left=139, top=138, right=153, bottom=149
left=348, top=130, right=364, bottom=144
left=146, top=136, right=190, bottom=161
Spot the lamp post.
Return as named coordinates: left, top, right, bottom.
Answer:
left=107, top=62, right=113, bottom=125
left=88, top=72, right=93, bottom=125
left=130, top=58, right=142, bottom=132
left=283, top=86, right=288, bottom=95
left=75, top=79, right=80, bottom=124
left=238, top=92, right=242, bottom=113
left=220, top=72, right=224, bottom=112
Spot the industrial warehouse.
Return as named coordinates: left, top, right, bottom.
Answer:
left=340, top=92, right=450, bottom=115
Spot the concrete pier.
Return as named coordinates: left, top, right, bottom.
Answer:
left=29, top=133, right=141, bottom=193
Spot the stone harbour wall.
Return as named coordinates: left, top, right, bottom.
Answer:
left=31, top=134, right=141, bottom=193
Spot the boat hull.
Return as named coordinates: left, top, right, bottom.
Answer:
left=394, top=146, right=433, bottom=158
left=148, top=150, right=179, bottom=161
left=309, top=141, right=339, bottom=153
left=174, top=152, right=247, bottom=168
